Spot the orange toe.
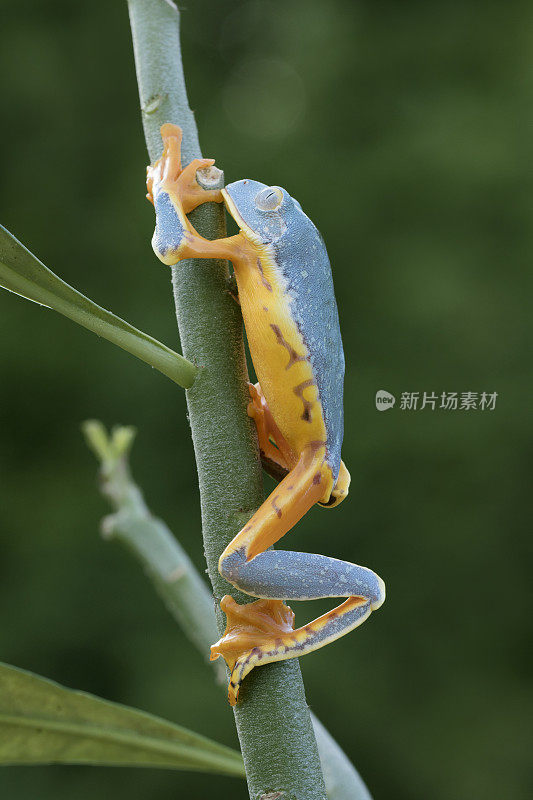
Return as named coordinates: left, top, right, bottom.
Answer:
left=210, top=595, right=295, bottom=672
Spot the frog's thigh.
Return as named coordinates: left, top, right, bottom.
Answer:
left=219, top=448, right=328, bottom=577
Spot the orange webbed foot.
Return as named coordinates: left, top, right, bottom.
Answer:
left=146, top=124, right=223, bottom=213
left=210, top=595, right=295, bottom=705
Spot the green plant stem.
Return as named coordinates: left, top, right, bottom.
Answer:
left=82, top=421, right=223, bottom=676
left=83, top=422, right=372, bottom=800
left=128, top=2, right=328, bottom=796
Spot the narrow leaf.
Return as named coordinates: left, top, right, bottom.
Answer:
left=0, top=225, right=197, bottom=388
left=0, top=662, right=244, bottom=776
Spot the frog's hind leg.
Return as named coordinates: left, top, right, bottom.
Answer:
left=220, top=444, right=328, bottom=567
left=214, top=448, right=385, bottom=705
left=214, top=552, right=384, bottom=705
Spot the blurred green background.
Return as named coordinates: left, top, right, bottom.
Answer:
left=0, top=1, right=531, bottom=798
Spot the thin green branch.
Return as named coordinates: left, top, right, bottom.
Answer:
left=0, top=224, right=197, bottom=388
left=128, top=3, right=328, bottom=796
left=83, top=421, right=372, bottom=800
left=82, top=420, right=224, bottom=679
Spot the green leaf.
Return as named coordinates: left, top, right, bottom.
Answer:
left=0, top=224, right=197, bottom=389
left=0, top=662, right=244, bottom=777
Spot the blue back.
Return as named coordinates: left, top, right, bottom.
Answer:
left=274, top=213, right=345, bottom=480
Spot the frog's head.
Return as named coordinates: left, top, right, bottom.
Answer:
left=222, top=179, right=307, bottom=246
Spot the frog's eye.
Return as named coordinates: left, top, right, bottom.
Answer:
left=255, top=186, right=283, bottom=211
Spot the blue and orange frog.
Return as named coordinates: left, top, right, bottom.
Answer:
left=147, top=124, right=385, bottom=705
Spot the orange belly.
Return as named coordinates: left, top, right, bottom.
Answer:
left=234, top=251, right=328, bottom=467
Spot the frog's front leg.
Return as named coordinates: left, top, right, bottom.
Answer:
left=147, top=123, right=242, bottom=266
left=212, top=445, right=385, bottom=705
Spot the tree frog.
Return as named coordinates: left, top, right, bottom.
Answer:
left=147, top=124, right=385, bottom=705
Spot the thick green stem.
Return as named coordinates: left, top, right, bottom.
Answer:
left=127, top=1, right=327, bottom=797
left=83, top=422, right=372, bottom=800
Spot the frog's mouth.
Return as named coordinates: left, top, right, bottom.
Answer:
left=221, top=188, right=264, bottom=247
